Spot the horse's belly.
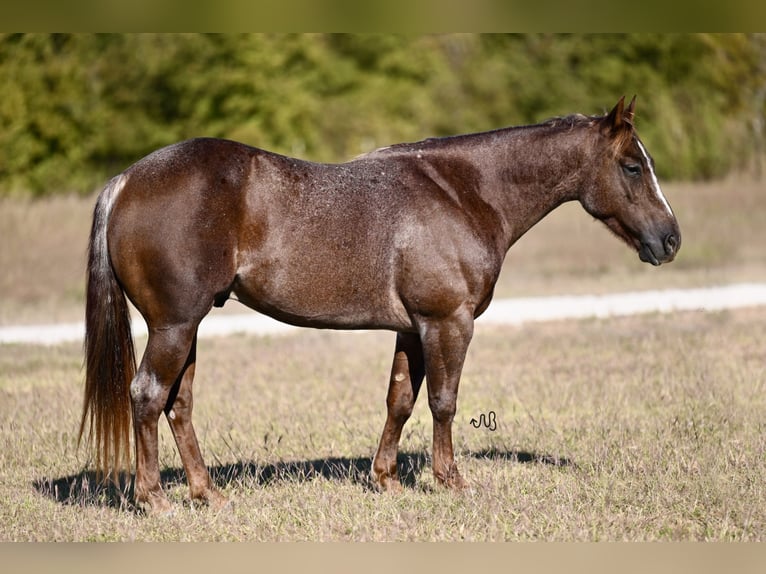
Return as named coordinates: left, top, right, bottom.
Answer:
left=232, top=264, right=413, bottom=332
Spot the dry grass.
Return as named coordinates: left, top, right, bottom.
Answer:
left=2, top=307, right=766, bottom=541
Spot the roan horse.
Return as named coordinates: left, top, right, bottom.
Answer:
left=79, top=96, right=680, bottom=513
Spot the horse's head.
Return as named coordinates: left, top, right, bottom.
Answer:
left=580, top=96, right=681, bottom=266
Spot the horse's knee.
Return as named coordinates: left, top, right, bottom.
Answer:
left=387, top=390, right=415, bottom=423
left=428, top=395, right=457, bottom=424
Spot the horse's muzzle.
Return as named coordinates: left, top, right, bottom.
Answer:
left=640, top=231, right=681, bottom=266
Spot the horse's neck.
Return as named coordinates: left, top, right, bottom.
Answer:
left=467, top=125, right=590, bottom=251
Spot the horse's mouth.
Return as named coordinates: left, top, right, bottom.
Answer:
left=638, top=242, right=661, bottom=266
left=602, top=216, right=675, bottom=266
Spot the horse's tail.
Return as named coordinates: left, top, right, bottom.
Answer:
left=78, top=174, right=136, bottom=482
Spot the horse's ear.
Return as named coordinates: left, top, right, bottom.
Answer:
left=601, top=96, right=635, bottom=138
left=625, top=95, right=636, bottom=125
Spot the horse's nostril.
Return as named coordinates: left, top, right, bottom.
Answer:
left=664, top=233, right=678, bottom=254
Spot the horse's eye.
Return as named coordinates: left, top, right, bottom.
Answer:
left=622, top=163, right=642, bottom=178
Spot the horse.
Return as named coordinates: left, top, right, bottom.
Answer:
left=79, top=96, right=680, bottom=513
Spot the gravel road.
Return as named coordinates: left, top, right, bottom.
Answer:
left=2, top=283, right=766, bottom=346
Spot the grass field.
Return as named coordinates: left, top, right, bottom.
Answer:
left=1, top=177, right=766, bottom=540
left=2, top=309, right=765, bottom=540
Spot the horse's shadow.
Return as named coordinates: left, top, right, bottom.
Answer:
left=32, top=448, right=573, bottom=510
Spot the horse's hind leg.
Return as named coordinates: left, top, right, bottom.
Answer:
left=131, top=321, right=199, bottom=514
left=371, top=332, right=425, bottom=492
left=164, top=333, right=227, bottom=509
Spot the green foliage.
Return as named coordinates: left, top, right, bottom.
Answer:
left=1, top=33, right=764, bottom=196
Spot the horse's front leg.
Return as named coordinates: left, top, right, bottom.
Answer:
left=418, top=306, right=474, bottom=490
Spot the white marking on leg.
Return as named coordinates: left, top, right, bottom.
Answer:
left=636, top=139, right=673, bottom=216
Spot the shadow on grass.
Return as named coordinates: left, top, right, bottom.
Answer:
left=469, top=447, right=575, bottom=468
left=32, top=470, right=138, bottom=511
left=208, top=451, right=424, bottom=491
left=33, top=448, right=571, bottom=510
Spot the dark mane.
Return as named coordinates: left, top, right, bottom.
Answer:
left=357, top=113, right=600, bottom=160
left=539, top=113, right=597, bottom=130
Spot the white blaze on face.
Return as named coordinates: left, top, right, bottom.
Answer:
left=636, top=138, right=673, bottom=217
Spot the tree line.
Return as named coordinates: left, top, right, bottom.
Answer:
left=1, top=33, right=764, bottom=196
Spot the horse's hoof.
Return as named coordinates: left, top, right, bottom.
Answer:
left=435, top=465, right=470, bottom=492
left=371, top=470, right=404, bottom=494
left=380, top=478, right=404, bottom=494
left=187, top=488, right=232, bottom=513
left=136, top=494, right=175, bottom=517
left=448, top=476, right=471, bottom=492
left=205, top=490, right=232, bottom=512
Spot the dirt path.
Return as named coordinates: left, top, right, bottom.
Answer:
left=2, top=283, right=766, bottom=346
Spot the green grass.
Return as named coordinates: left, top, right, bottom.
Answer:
left=2, top=308, right=765, bottom=540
